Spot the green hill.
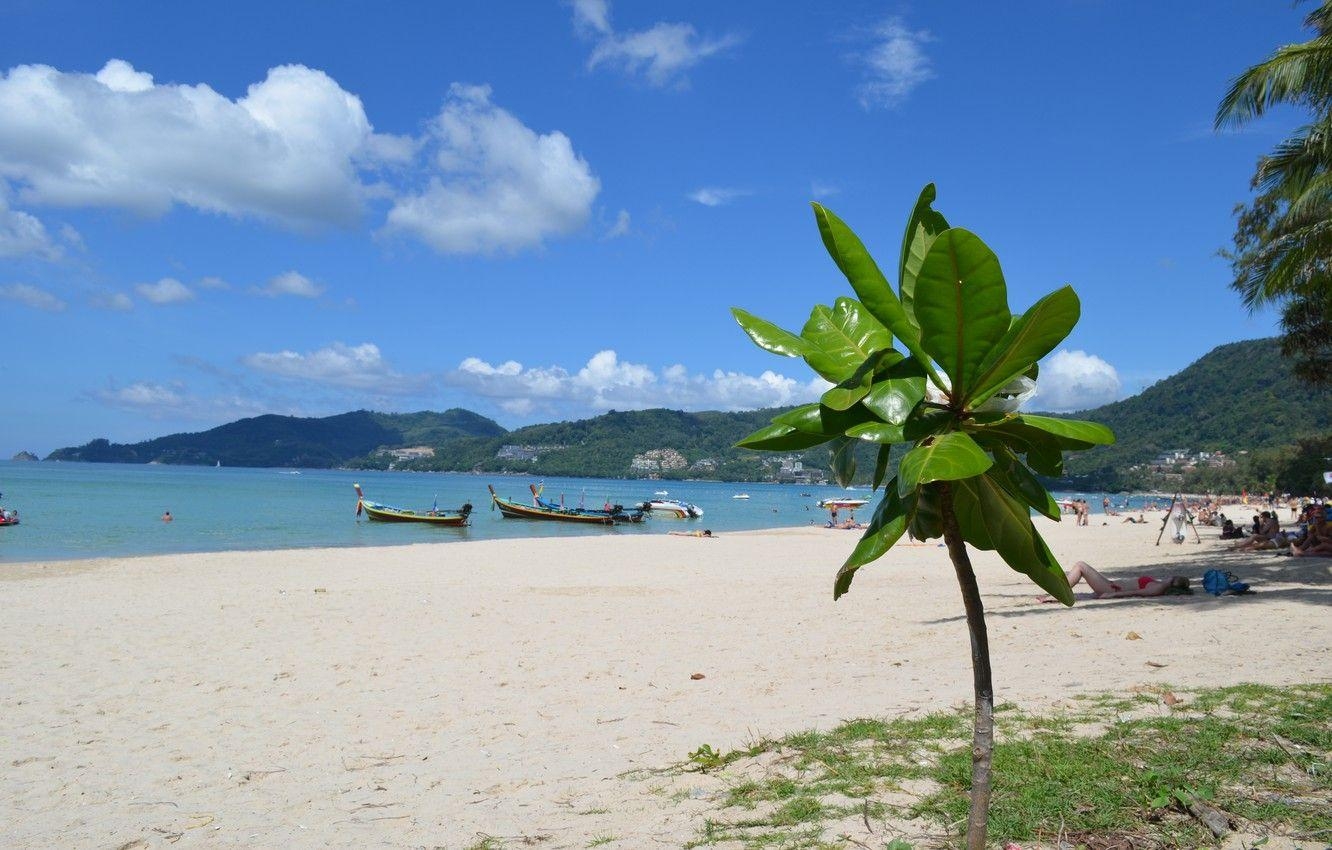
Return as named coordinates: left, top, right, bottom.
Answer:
left=44, top=339, right=1329, bottom=487
left=1061, top=338, right=1329, bottom=488
left=46, top=409, right=506, bottom=468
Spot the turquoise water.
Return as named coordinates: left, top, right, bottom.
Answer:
left=0, top=460, right=1156, bottom=563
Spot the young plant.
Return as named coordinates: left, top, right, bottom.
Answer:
left=732, top=184, right=1114, bottom=849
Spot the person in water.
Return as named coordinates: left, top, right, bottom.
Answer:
left=161, top=511, right=173, bottom=522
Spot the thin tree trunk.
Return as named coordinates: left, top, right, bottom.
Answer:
left=939, top=482, right=994, bottom=850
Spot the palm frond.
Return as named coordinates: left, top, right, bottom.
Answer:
left=1216, top=37, right=1332, bottom=127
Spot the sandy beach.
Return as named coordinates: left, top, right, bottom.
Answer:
left=2, top=515, right=1328, bottom=849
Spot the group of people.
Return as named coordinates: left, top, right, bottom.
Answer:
left=1229, top=504, right=1331, bottom=557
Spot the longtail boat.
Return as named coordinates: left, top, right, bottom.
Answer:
left=354, top=483, right=472, bottom=526
left=488, top=484, right=646, bottom=525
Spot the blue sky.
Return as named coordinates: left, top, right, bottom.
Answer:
left=0, top=1, right=1303, bottom=454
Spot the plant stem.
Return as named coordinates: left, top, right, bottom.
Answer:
left=939, top=482, right=994, bottom=850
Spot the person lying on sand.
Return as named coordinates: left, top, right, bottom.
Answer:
left=1040, top=560, right=1191, bottom=602
left=669, top=529, right=714, bottom=538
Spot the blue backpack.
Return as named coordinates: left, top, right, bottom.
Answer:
left=1203, top=569, right=1250, bottom=596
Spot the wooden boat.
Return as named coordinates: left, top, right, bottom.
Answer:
left=354, top=484, right=472, bottom=526
left=646, top=498, right=704, bottom=519
left=489, top=484, right=645, bottom=524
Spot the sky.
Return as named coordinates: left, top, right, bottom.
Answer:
left=0, top=1, right=1306, bottom=455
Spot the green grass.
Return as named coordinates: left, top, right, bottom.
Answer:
left=671, top=683, right=1332, bottom=849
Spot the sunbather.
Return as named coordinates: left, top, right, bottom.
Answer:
left=1059, top=560, right=1191, bottom=599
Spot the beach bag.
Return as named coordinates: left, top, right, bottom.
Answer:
left=1203, top=568, right=1250, bottom=596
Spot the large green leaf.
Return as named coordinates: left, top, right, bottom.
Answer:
left=847, top=422, right=905, bottom=444
left=1018, top=414, right=1115, bottom=446
left=830, top=436, right=857, bottom=487
left=972, top=417, right=1096, bottom=452
left=811, top=204, right=944, bottom=382
left=907, top=484, right=944, bottom=540
left=821, top=348, right=896, bottom=411
left=990, top=445, right=1061, bottom=521
left=898, top=183, right=950, bottom=325
left=913, top=228, right=1012, bottom=401
left=834, top=484, right=907, bottom=599
left=897, top=432, right=993, bottom=496
left=903, top=406, right=957, bottom=441
left=965, top=286, right=1080, bottom=408
left=732, top=307, right=811, bottom=358
left=774, top=403, right=879, bottom=437
left=800, top=298, right=893, bottom=384
left=736, top=423, right=832, bottom=451
left=863, top=379, right=926, bottom=426
left=950, top=473, right=1073, bottom=604
left=872, top=445, right=892, bottom=491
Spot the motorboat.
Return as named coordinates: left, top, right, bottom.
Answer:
left=645, top=498, right=703, bottom=519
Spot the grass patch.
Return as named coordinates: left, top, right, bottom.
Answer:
left=673, top=683, right=1332, bottom=848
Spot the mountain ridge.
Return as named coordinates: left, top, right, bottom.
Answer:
left=45, top=339, right=1328, bottom=485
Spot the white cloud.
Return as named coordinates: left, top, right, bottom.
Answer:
left=255, top=270, right=324, bottom=298
left=384, top=84, right=600, bottom=254
left=135, top=277, right=195, bottom=304
left=855, top=18, right=934, bottom=109
left=243, top=341, right=432, bottom=394
left=0, top=196, right=60, bottom=260
left=811, top=181, right=839, bottom=198
left=1033, top=349, right=1122, bottom=412
left=604, top=208, right=631, bottom=239
left=574, top=1, right=739, bottom=87
left=571, top=0, right=612, bottom=36
left=688, top=187, right=747, bottom=207
left=92, top=379, right=266, bottom=421
left=197, top=275, right=230, bottom=290
left=448, top=349, right=827, bottom=417
left=91, top=290, right=134, bottom=311
left=0, top=60, right=401, bottom=227
left=1, top=282, right=65, bottom=311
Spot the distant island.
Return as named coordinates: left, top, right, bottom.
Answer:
left=11, top=451, right=39, bottom=462
left=44, top=339, right=1331, bottom=492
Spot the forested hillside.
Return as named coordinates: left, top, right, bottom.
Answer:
left=47, top=410, right=505, bottom=468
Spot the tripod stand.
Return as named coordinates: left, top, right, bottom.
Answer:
left=1155, top=492, right=1202, bottom=545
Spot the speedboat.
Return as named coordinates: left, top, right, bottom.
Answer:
left=816, top=497, right=869, bottom=510
left=0, top=507, right=18, bottom=526
left=646, top=498, right=703, bottom=519
left=732, top=493, right=750, bottom=500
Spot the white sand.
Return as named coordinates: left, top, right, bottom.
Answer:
left=2, top=515, right=1328, bottom=848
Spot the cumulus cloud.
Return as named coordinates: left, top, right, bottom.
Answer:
left=854, top=18, right=934, bottom=109
left=135, top=277, right=194, bottom=304
left=197, top=275, right=230, bottom=290
left=573, top=1, right=740, bottom=87
left=92, top=379, right=266, bottom=420
left=1033, top=349, right=1122, bottom=412
left=0, top=59, right=403, bottom=228
left=243, top=341, right=432, bottom=395
left=91, top=290, right=134, bottom=311
left=688, top=187, right=747, bottom=207
left=384, top=84, right=600, bottom=254
left=0, top=196, right=60, bottom=260
left=1, top=282, right=65, bottom=311
left=254, top=270, right=324, bottom=298
left=604, top=208, right=631, bottom=239
left=448, top=349, right=827, bottom=418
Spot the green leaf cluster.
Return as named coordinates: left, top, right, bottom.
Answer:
left=733, top=185, right=1114, bottom=604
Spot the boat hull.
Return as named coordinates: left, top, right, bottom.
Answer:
left=361, top=503, right=470, bottom=525
left=490, top=485, right=644, bottom=524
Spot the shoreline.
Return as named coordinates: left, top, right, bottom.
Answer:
left=3, top=520, right=1327, bottom=848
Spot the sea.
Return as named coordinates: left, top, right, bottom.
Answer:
left=0, top=460, right=1168, bottom=563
